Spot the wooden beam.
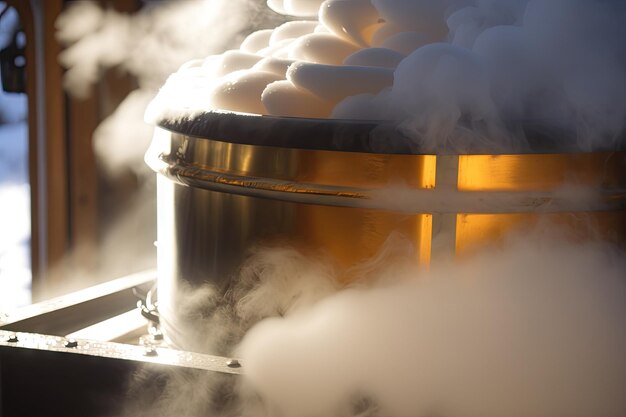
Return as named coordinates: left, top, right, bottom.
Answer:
left=5, top=0, right=40, bottom=297
left=9, top=0, right=69, bottom=300
left=40, top=0, right=68, bottom=298
left=7, top=0, right=143, bottom=300
left=67, top=93, right=99, bottom=274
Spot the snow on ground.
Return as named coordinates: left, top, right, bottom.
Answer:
left=0, top=121, right=31, bottom=312
left=0, top=3, right=31, bottom=311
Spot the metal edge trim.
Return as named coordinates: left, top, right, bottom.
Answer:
left=0, top=329, right=243, bottom=375
left=160, top=162, right=626, bottom=214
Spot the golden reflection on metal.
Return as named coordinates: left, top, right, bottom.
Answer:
left=164, top=133, right=625, bottom=274
left=179, top=134, right=437, bottom=190
left=293, top=205, right=431, bottom=283
left=173, top=135, right=440, bottom=273
left=455, top=151, right=626, bottom=258
left=456, top=212, right=626, bottom=255
left=456, top=213, right=533, bottom=254
left=458, top=152, right=626, bottom=191
left=418, top=214, right=433, bottom=266
left=294, top=150, right=436, bottom=189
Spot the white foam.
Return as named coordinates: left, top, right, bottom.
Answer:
left=262, top=80, right=334, bottom=118
left=210, top=70, right=283, bottom=115
left=371, top=0, right=448, bottom=41
left=256, top=37, right=295, bottom=58
left=380, top=30, right=430, bottom=55
left=287, top=61, right=393, bottom=103
left=251, top=57, right=296, bottom=77
left=343, top=47, right=405, bottom=68
left=267, top=0, right=325, bottom=17
left=288, top=32, right=360, bottom=65
left=319, top=0, right=381, bottom=47
left=149, top=0, right=626, bottom=149
left=205, top=50, right=263, bottom=78
left=240, top=29, right=274, bottom=54
left=269, top=20, right=318, bottom=45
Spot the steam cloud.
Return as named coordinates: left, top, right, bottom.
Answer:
left=121, top=231, right=626, bottom=417
left=51, top=0, right=284, bottom=295
left=335, top=0, right=626, bottom=151
left=56, top=0, right=282, bottom=176
left=238, top=235, right=626, bottom=417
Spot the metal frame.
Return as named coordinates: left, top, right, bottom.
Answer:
left=0, top=270, right=243, bottom=416
left=0, top=270, right=242, bottom=373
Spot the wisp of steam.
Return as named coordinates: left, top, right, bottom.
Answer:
left=51, top=0, right=283, bottom=295
left=56, top=0, right=283, bottom=176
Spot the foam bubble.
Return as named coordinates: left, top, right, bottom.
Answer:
left=210, top=70, right=283, bottom=115
left=288, top=32, right=360, bottom=65
left=319, top=0, right=382, bottom=47
left=239, top=29, right=273, bottom=54
left=269, top=20, right=318, bottom=45
left=262, top=80, right=334, bottom=118
left=267, top=0, right=325, bottom=17
left=287, top=61, right=393, bottom=103
left=343, top=47, right=405, bottom=68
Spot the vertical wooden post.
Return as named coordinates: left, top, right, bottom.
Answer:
left=67, top=94, right=99, bottom=275
left=6, top=0, right=39, bottom=297
left=10, top=0, right=143, bottom=300
left=10, top=0, right=68, bottom=300
left=40, top=0, right=68, bottom=297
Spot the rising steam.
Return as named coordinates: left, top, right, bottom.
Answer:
left=238, top=234, right=626, bottom=417
left=121, top=231, right=626, bottom=417
left=50, top=0, right=285, bottom=295
left=334, top=0, right=626, bottom=151
left=56, top=0, right=283, bottom=176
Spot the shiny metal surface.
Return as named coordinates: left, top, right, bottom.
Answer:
left=0, top=329, right=243, bottom=374
left=0, top=270, right=155, bottom=336
left=147, top=119, right=626, bottom=353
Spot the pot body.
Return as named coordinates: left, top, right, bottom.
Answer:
left=147, top=120, right=625, bottom=352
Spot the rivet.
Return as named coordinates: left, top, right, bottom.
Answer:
left=144, top=346, right=158, bottom=357
left=6, top=334, right=18, bottom=343
left=65, top=339, right=78, bottom=348
left=226, top=359, right=241, bottom=368
left=149, top=326, right=164, bottom=341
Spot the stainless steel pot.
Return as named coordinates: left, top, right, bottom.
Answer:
left=146, top=111, right=626, bottom=353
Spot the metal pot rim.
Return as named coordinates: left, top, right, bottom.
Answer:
left=156, top=110, right=626, bottom=156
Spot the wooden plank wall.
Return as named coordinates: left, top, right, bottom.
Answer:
left=10, top=0, right=141, bottom=300
left=8, top=0, right=68, bottom=299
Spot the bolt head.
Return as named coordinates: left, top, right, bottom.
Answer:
left=65, top=339, right=78, bottom=348
left=144, top=346, right=158, bottom=357
left=226, top=359, right=241, bottom=368
left=148, top=326, right=164, bottom=341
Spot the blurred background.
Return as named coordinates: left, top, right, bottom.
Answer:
left=0, top=0, right=278, bottom=313
left=0, top=0, right=157, bottom=312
